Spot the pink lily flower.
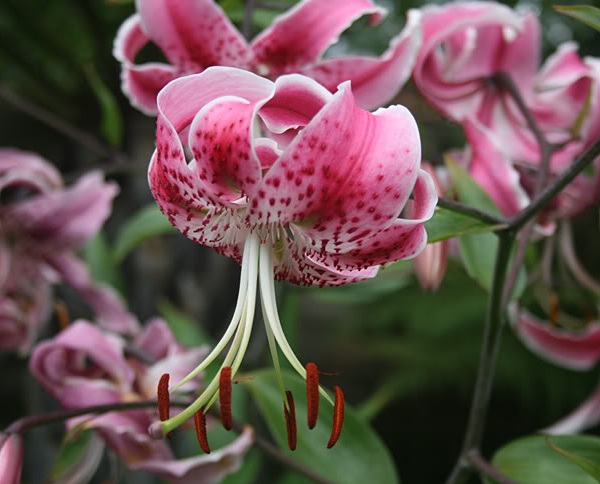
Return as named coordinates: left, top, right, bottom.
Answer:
left=413, top=1, right=538, bottom=124
left=147, top=66, right=437, bottom=440
left=114, top=0, right=421, bottom=114
left=511, top=306, right=600, bottom=433
left=0, top=149, right=139, bottom=351
left=0, top=433, right=23, bottom=484
left=31, top=319, right=252, bottom=482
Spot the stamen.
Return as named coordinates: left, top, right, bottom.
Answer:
left=157, top=373, right=170, bottom=423
left=219, top=366, right=233, bottom=430
left=306, top=362, right=319, bottom=429
left=549, top=293, right=559, bottom=327
left=54, top=301, right=70, bottom=330
left=327, top=386, right=345, bottom=449
left=194, top=409, right=211, bottom=454
left=283, top=390, right=297, bottom=451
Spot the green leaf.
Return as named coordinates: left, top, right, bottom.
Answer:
left=425, top=207, right=502, bottom=242
left=554, top=5, right=600, bottom=32
left=244, top=369, right=400, bottom=484
left=112, top=203, right=176, bottom=262
left=51, top=429, right=104, bottom=483
left=490, top=435, right=600, bottom=484
left=83, top=232, right=124, bottom=294
left=83, top=64, right=123, bottom=147
left=547, top=437, right=600, bottom=482
left=158, top=300, right=211, bottom=348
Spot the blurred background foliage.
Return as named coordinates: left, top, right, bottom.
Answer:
left=0, top=0, right=598, bottom=483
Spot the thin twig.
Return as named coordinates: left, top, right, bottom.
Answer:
left=438, top=197, right=507, bottom=226
left=242, top=0, right=256, bottom=40
left=0, top=85, right=125, bottom=163
left=467, top=450, right=517, bottom=484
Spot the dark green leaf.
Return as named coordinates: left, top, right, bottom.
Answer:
left=84, top=64, right=123, bottom=147
left=425, top=207, right=502, bottom=243
left=547, top=437, right=600, bottom=482
left=554, top=5, right=600, bottom=32
left=490, top=435, right=600, bottom=484
left=84, top=232, right=124, bottom=294
left=159, top=300, right=211, bottom=347
left=244, top=369, right=400, bottom=484
left=112, top=204, right=176, bottom=262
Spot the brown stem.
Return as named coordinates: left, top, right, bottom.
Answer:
left=467, top=450, right=517, bottom=484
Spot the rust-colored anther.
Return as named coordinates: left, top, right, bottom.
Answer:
left=194, top=409, right=211, bottom=454
left=219, top=366, right=233, bottom=430
left=306, top=362, right=319, bottom=429
left=54, top=301, right=70, bottom=330
left=283, top=390, right=297, bottom=451
left=157, top=373, right=170, bottom=422
left=327, top=385, right=344, bottom=449
left=549, top=293, right=560, bottom=327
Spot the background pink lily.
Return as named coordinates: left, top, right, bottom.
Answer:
left=114, top=0, right=421, bottom=114
left=0, top=149, right=138, bottom=352
left=511, top=306, right=600, bottom=434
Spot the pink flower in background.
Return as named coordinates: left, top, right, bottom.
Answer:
left=413, top=1, right=538, bottom=125
left=147, top=66, right=436, bottom=440
left=114, top=0, right=421, bottom=114
left=0, top=433, right=23, bottom=484
left=511, top=306, right=600, bottom=434
left=30, top=318, right=252, bottom=482
left=0, top=149, right=138, bottom=352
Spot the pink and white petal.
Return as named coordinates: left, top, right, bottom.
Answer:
left=132, top=426, right=254, bottom=484
left=254, top=138, right=282, bottom=171
left=29, top=321, right=134, bottom=407
left=0, top=433, right=23, bottom=484
left=303, top=9, right=421, bottom=110
left=45, top=253, right=140, bottom=336
left=0, top=148, right=62, bottom=194
left=9, top=172, right=118, bottom=250
left=134, top=318, right=178, bottom=360
left=259, top=82, right=420, bottom=250
left=537, top=42, right=589, bottom=89
left=188, top=96, right=263, bottom=200
left=510, top=306, right=600, bottom=370
left=251, top=0, right=385, bottom=75
left=544, top=384, right=600, bottom=435
left=464, top=120, right=529, bottom=217
left=499, top=13, right=540, bottom=92
left=136, top=0, right=252, bottom=71
left=259, top=74, right=331, bottom=134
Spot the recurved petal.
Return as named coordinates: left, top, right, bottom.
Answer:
left=0, top=148, right=62, bottom=194
left=544, top=385, right=600, bottom=435
left=136, top=0, right=252, bottom=70
left=251, top=0, right=385, bottom=75
left=303, top=9, right=421, bottom=110
left=464, top=120, right=529, bottom=217
left=132, top=426, right=254, bottom=484
left=510, top=305, right=600, bottom=371
left=260, top=82, right=420, bottom=250
left=29, top=320, right=134, bottom=407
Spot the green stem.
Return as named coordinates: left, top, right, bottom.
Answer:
left=445, top=233, right=515, bottom=484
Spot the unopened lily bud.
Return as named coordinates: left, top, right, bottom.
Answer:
left=0, top=433, right=23, bottom=484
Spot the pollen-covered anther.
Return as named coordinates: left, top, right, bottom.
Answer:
left=305, top=362, right=319, bottom=429
left=219, top=366, right=233, bottom=430
left=549, top=293, right=560, bottom=327
left=283, top=390, right=297, bottom=451
left=157, top=373, right=170, bottom=423
left=327, top=385, right=345, bottom=449
left=194, top=408, right=211, bottom=454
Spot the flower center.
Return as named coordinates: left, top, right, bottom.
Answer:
left=149, top=232, right=345, bottom=451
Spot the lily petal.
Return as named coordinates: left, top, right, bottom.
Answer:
left=545, top=384, right=600, bottom=435
left=0, top=434, right=23, bottom=484
left=510, top=306, right=600, bottom=371
left=304, top=9, right=421, bottom=110
left=251, top=0, right=385, bottom=75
